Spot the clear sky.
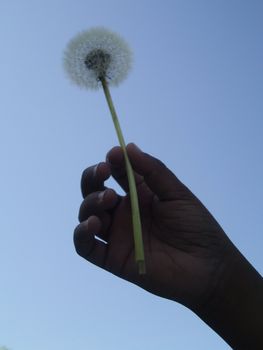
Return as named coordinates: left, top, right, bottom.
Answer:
left=0, top=1, right=262, bottom=349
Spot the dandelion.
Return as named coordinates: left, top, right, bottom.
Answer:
left=64, top=27, right=145, bottom=274
left=64, top=27, right=132, bottom=89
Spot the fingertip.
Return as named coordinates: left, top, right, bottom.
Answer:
left=74, top=216, right=102, bottom=237
left=126, top=143, right=145, bottom=165
left=126, top=143, right=142, bottom=154
left=107, top=143, right=142, bottom=166
left=73, top=216, right=108, bottom=267
left=106, top=146, right=124, bottom=166
left=102, top=188, right=120, bottom=209
left=81, top=162, right=111, bottom=198
left=94, top=162, right=111, bottom=181
left=85, top=215, right=102, bottom=232
left=74, top=216, right=102, bottom=253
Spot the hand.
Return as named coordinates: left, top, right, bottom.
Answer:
left=74, top=143, right=237, bottom=310
left=74, top=143, right=263, bottom=348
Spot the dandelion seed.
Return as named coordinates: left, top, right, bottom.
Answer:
left=64, top=27, right=145, bottom=274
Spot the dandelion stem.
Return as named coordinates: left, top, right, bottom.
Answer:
left=100, top=77, right=145, bottom=275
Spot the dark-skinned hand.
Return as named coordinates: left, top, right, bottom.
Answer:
left=74, top=143, right=238, bottom=311
left=74, top=143, right=263, bottom=349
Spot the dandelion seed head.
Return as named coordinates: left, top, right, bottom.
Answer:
left=63, top=27, right=132, bottom=89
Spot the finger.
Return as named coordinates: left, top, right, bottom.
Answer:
left=78, top=188, right=119, bottom=222
left=74, top=216, right=108, bottom=268
left=81, top=162, right=111, bottom=198
left=95, top=212, right=112, bottom=242
left=126, top=143, right=191, bottom=201
left=106, top=146, right=145, bottom=193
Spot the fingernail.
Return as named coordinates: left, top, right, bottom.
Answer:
left=130, top=143, right=142, bottom=152
left=83, top=218, right=91, bottom=230
left=98, top=190, right=106, bottom=202
left=107, top=151, right=123, bottom=165
left=93, top=163, right=101, bottom=177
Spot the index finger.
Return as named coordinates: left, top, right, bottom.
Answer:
left=81, top=162, right=111, bottom=198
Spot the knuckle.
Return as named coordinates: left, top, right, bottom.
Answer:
left=73, top=225, right=88, bottom=257
left=78, top=192, right=101, bottom=222
left=81, top=167, right=91, bottom=184
left=81, top=162, right=100, bottom=187
left=80, top=167, right=93, bottom=195
left=78, top=211, right=83, bottom=222
left=78, top=200, right=89, bottom=222
left=73, top=225, right=82, bottom=249
left=153, top=156, right=167, bottom=170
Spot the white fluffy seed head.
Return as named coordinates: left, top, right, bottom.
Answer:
left=63, top=27, right=132, bottom=90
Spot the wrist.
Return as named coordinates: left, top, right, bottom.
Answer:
left=194, top=245, right=263, bottom=349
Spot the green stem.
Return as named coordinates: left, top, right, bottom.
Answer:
left=100, top=77, right=145, bottom=274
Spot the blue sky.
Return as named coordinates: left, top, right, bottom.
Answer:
left=0, top=1, right=262, bottom=349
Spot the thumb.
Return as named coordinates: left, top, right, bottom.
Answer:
left=127, top=143, right=191, bottom=201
